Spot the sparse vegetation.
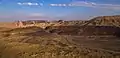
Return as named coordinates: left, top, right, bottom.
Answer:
left=0, top=26, right=119, bottom=58
left=0, top=15, right=120, bottom=58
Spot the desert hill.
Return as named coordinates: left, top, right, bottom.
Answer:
left=45, top=26, right=120, bottom=36
left=83, top=15, right=120, bottom=27
left=0, top=15, right=120, bottom=58
left=0, top=26, right=120, bottom=58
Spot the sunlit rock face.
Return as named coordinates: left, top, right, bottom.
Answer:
left=14, top=20, right=65, bottom=28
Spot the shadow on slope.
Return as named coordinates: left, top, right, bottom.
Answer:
left=45, top=26, right=120, bottom=37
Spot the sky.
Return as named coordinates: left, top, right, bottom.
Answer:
left=0, top=0, right=120, bottom=22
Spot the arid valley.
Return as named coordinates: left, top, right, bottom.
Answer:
left=0, top=15, right=120, bottom=58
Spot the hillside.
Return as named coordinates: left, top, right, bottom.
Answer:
left=84, top=15, right=120, bottom=27
left=45, top=26, right=120, bottom=36
left=0, top=26, right=120, bottom=58
left=0, top=15, right=120, bottom=58
left=0, top=22, right=17, bottom=28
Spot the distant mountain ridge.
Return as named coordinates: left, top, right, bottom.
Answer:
left=0, top=15, right=120, bottom=28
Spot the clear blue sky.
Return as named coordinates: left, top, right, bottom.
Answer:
left=0, top=0, right=120, bottom=21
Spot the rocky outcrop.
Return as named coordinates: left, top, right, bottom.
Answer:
left=15, top=20, right=65, bottom=28
left=15, top=20, right=48, bottom=28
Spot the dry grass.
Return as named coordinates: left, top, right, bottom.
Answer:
left=0, top=34, right=120, bottom=58
left=0, top=18, right=120, bottom=58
